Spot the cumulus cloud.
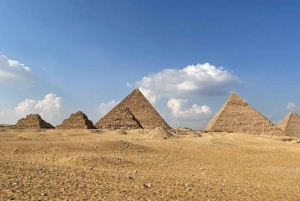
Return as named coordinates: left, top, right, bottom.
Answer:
left=0, top=93, right=63, bottom=125
left=139, top=88, right=161, bottom=104
left=86, top=100, right=119, bottom=123
left=287, top=102, right=300, bottom=112
left=0, top=55, right=36, bottom=84
left=137, top=63, right=240, bottom=100
left=166, top=98, right=212, bottom=129
left=167, top=99, right=211, bottom=120
left=96, top=100, right=118, bottom=117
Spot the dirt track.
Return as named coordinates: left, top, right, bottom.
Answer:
left=1, top=129, right=300, bottom=201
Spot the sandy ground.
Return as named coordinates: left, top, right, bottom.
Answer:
left=0, top=128, right=300, bottom=201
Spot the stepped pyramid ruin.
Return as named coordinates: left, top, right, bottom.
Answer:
left=10, top=114, right=54, bottom=129
left=277, top=112, right=300, bottom=137
left=205, top=93, right=283, bottom=135
left=95, top=89, right=170, bottom=129
left=56, top=111, right=95, bottom=129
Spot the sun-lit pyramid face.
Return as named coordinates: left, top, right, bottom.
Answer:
left=277, top=112, right=300, bottom=137
left=95, top=89, right=170, bottom=130
left=205, top=93, right=283, bottom=135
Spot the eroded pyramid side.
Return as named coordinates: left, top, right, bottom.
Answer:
left=56, top=111, right=95, bottom=129
left=10, top=114, right=54, bottom=129
left=95, top=89, right=170, bottom=129
left=205, top=93, right=283, bottom=135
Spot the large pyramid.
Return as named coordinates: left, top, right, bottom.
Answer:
left=10, top=114, right=54, bottom=129
left=95, top=89, right=170, bottom=129
left=56, top=111, right=95, bottom=129
left=277, top=112, right=300, bottom=137
left=205, top=93, right=283, bottom=135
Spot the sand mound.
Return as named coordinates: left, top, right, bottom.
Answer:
left=170, top=128, right=202, bottom=137
left=111, top=129, right=127, bottom=135
left=146, top=127, right=173, bottom=139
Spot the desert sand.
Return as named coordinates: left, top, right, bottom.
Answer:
left=1, top=128, right=300, bottom=201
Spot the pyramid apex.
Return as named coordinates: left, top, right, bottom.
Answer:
left=226, top=93, right=247, bottom=106
left=130, top=88, right=143, bottom=94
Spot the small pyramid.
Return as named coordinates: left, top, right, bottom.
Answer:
left=277, top=112, right=300, bottom=137
left=10, top=114, right=54, bottom=129
left=95, top=89, right=170, bottom=129
left=56, top=111, right=95, bottom=129
left=205, top=93, right=283, bottom=135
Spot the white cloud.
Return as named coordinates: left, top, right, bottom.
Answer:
left=139, top=88, right=161, bottom=104
left=85, top=100, right=119, bottom=123
left=0, top=93, right=63, bottom=125
left=0, top=55, right=36, bottom=84
left=166, top=98, right=212, bottom=129
left=167, top=99, right=212, bottom=120
left=287, top=102, right=300, bottom=112
left=137, top=63, right=240, bottom=99
left=96, top=100, right=118, bottom=117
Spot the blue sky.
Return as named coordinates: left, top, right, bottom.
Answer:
left=0, top=0, right=299, bottom=129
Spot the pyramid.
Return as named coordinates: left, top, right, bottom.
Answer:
left=205, top=93, right=283, bottom=135
left=10, top=114, right=54, bottom=129
left=277, top=112, right=300, bottom=137
left=95, top=108, right=143, bottom=130
left=56, top=111, right=96, bottom=129
left=95, top=89, right=170, bottom=129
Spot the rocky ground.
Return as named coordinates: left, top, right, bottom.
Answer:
left=0, top=128, right=300, bottom=201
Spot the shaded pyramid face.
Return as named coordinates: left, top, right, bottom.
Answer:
left=95, top=89, right=170, bottom=129
left=56, top=111, right=95, bottom=129
left=277, top=112, right=300, bottom=137
left=11, top=114, right=54, bottom=129
left=205, top=93, right=283, bottom=135
left=95, top=108, right=143, bottom=130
